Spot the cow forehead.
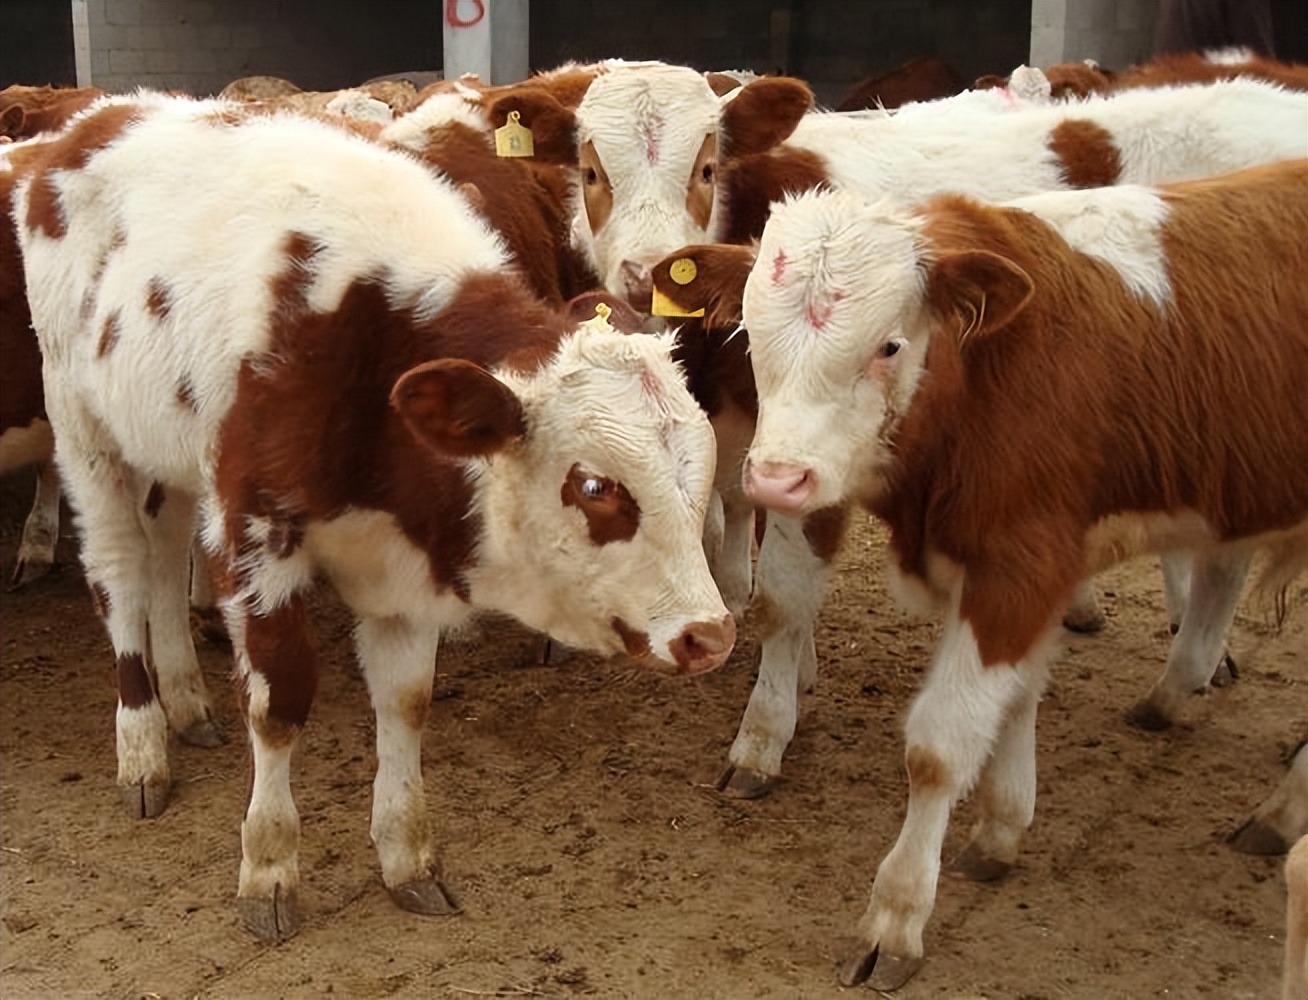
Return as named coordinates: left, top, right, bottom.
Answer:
left=576, top=66, right=721, bottom=165
left=745, top=190, right=925, bottom=360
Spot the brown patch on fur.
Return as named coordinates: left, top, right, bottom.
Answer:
left=215, top=264, right=566, bottom=608
left=24, top=102, right=143, bottom=239
left=685, top=133, right=718, bottom=231
left=1040, top=61, right=1118, bottom=99
left=835, top=56, right=962, bottom=112
left=1047, top=119, right=1122, bottom=189
left=97, top=309, right=122, bottom=358
left=0, top=168, right=43, bottom=436
left=266, top=515, right=306, bottom=559
left=143, top=482, right=165, bottom=519
left=145, top=276, right=172, bottom=319
left=116, top=651, right=155, bottom=710
left=611, top=617, right=652, bottom=658
left=802, top=505, right=849, bottom=563
left=720, top=146, right=829, bottom=245
left=905, top=745, right=948, bottom=793
left=400, top=686, right=430, bottom=732
left=561, top=464, right=641, bottom=545
left=243, top=596, right=318, bottom=744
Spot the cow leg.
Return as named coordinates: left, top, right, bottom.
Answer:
left=718, top=508, right=835, bottom=798
left=948, top=660, right=1046, bottom=881
left=1230, top=743, right=1308, bottom=856
left=1128, top=548, right=1251, bottom=730
left=355, top=615, right=458, bottom=915
left=12, top=460, right=61, bottom=587
left=56, top=437, right=171, bottom=818
left=1284, top=834, right=1308, bottom=1000
left=142, top=485, right=223, bottom=748
left=236, top=594, right=317, bottom=941
left=710, top=477, right=756, bottom=619
left=840, top=599, right=1047, bottom=992
left=1159, top=550, right=1238, bottom=686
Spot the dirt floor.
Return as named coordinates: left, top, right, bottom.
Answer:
left=0, top=468, right=1303, bottom=1000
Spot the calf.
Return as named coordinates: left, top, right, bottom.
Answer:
left=12, top=91, right=732, bottom=940
left=730, top=162, right=1308, bottom=987
left=654, top=75, right=1307, bottom=796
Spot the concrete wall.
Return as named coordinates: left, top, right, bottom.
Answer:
left=76, top=0, right=443, bottom=96
left=1031, top=0, right=1156, bottom=71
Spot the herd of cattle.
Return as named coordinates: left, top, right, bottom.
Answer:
left=1, top=44, right=1305, bottom=995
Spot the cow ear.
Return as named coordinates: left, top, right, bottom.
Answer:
left=926, top=250, right=1033, bottom=341
left=721, top=77, right=813, bottom=158
left=1, top=104, right=27, bottom=139
left=487, top=89, right=577, bottom=165
left=391, top=359, right=526, bottom=459
left=651, top=244, right=758, bottom=328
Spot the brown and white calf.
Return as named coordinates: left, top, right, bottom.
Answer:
left=730, top=161, right=1308, bottom=987
left=12, top=91, right=732, bottom=940
left=653, top=75, right=1308, bottom=796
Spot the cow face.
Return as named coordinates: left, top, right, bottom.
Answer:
left=394, top=325, right=734, bottom=675
left=740, top=190, right=936, bottom=515
left=568, top=64, right=724, bottom=311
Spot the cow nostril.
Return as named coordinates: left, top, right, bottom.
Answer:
left=671, top=614, right=736, bottom=673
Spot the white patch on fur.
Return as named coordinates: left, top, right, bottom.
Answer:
left=1006, top=184, right=1172, bottom=306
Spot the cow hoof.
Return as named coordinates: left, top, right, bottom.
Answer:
left=121, top=779, right=171, bottom=819
left=1062, top=608, right=1106, bottom=634
left=388, top=876, right=460, bottom=916
left=180, top=716, right=227, bottom=748
left=238, top=886, right=300, bottom=941
left=948, top=842, right=1012, bottom=882
left=9, top=559, right=53, bottom=590
left=715, top=764, right=778, bottom=799
left=837, top=941, right=924, bottom=990
left=1228, top=817, right=1293, bottom=856
left=1210, top=652, right=1238, bottom=688
left=1125, top=700, right=1173, bottom=732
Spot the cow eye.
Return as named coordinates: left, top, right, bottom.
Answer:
left=880, top=340, right=902, bottom=358
left=581, top=477, right=610, bottom=499
left=584, top=166, right=599, bottom=185
left=700, top=162, right=714, bottom=184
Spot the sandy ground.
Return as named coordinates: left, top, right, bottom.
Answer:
left=1, top=468, right=1303, bottom=1000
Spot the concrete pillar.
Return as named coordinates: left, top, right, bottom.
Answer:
left=443, top=0, right=530, bottom=85
left=71, top=0, right=93, bottom=86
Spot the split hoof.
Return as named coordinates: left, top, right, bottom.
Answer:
left=838, top=941, right=924, bottom=990
left=121, top=779, right=171, bottom=819
left=1125, top=700, right=1173, bottom=732
left=238, top=885, right=300, bottom=941
left=179, top=716, right=227, bottom=748
left=715, top=764, right=779, bottom=800
left=388, top=875, right=460, bottom=916
left=1228, top=817, right=1294, bottom=856
left=948, top=842, right=1013, bottom=882
left=1062, top=608, right=1106, bottom=634
left=9, top=559, right=53, bottom=590
left=1210, top=652, right=1238, bottom=688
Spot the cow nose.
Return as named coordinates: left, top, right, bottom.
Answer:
left=744, top=459, right=817, bottom=514
left=619, top=260, right=654, bottom=313
left=670, top=613, right=736, bottom=675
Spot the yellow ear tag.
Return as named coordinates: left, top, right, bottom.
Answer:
left=651, top=286, right=705, bottom=318
left=578, top=301, right=615, bottom=333
left=494, top=110, right=535, bottom=158
left=669, top=258, right=698, bottom=285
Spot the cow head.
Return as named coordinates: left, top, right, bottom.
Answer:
left=392, top=323, right=734, bottom=675
left=738, top=189, right=1031, bottom=516
left=489, top=64, right=812, bottom=312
